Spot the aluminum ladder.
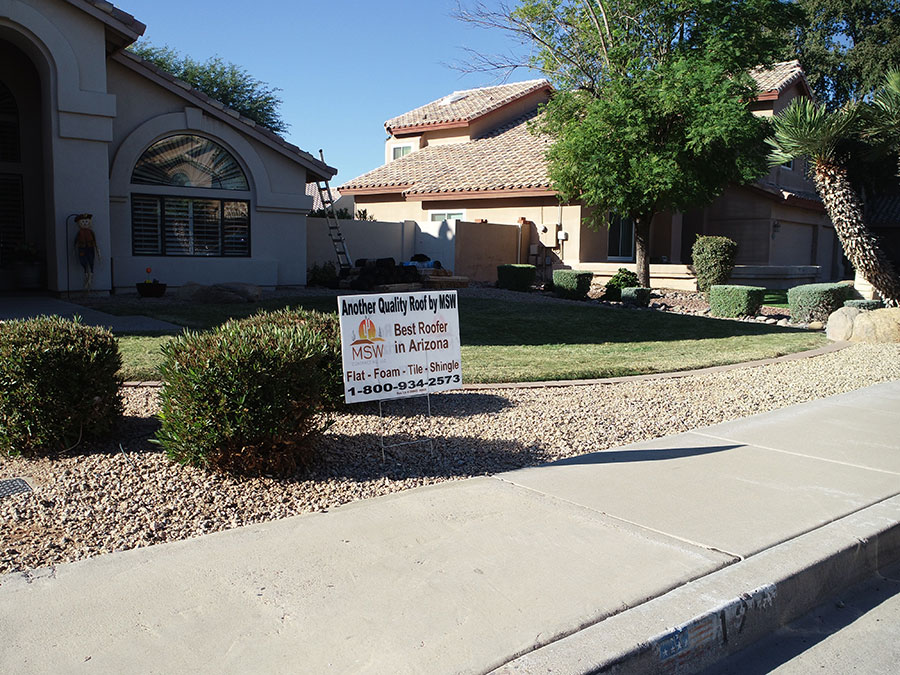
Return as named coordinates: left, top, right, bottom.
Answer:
left=316, top=150, right=352, bottom=273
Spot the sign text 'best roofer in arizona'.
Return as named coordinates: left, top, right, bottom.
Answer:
left=338, top=290, right=463, bottom=404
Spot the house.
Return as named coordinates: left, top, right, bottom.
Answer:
left=0, top=0, right=335, bottom=294
left=340, top=63, right=842, bottom=289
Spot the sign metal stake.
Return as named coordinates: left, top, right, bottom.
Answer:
left=378, top=393, right=435, bottom=461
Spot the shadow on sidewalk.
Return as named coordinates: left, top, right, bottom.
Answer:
left=550, top=443, right=743, bottom=466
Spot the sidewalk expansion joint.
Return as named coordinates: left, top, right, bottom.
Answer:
left=692, top=430, right=900, bottom=477
left=490, top=475, right=744, bottom=563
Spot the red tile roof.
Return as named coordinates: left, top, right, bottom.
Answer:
left=385, top=80, right=551, bottom=133
left=342, top=109, right=553, bottom=197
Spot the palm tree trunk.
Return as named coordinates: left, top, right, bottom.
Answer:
left=813, top=163, right=900, bottom=307
left=633, top=213, right=652, bottom=288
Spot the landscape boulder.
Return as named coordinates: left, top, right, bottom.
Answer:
left=825, top=306, right=860, bottom=341
left=826, top=306, right=900, bottom=343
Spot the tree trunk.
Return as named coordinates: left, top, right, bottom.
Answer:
left=633, top=213, right=652, bottom=288
left=813, top=163, right=900, bottom=307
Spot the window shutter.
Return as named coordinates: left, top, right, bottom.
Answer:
left=164, top=198, right=191, bottom=255
left=131, top=196, right=161, bottom=255
left=223, top=201, right=250, bottom=256
left=191, top=199, right=221, bottom=256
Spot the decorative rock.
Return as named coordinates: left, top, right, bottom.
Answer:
left=215, top=282, right=262, bottom=302
left=807, top=321, right=824, bottom=331
left=849, top=307, right=900, bottom=343
left=777, top=319, right=790, bottom=327
left=765, top=318, right=777, bottom=325
left=825, top=306, right=860, bottom=341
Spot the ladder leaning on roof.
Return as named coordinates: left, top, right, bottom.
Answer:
left=315, top=150, right=352, bottom=273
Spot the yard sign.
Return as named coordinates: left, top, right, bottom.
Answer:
left=338, top=290, right=462, bottom=404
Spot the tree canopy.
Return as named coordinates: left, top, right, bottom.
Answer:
left=458, top=0, right=801, bottom=285
left=129, top=42, right=288, bottom=134
left=796, top=0, right=900, bottom=110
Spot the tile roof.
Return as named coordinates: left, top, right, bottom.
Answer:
left=869, top=194, right=900, bottom=226
left=385, top=80, right=551, bottom=133
left=306, top=183, right=342, bottom=211
left=342, top=109, right=553, bottom=196
left=749, top=59, right=805, bottom=94
left=113, top=50, right=336, bottom=181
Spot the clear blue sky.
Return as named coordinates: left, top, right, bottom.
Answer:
left=118, top=1, right=538, bottom=185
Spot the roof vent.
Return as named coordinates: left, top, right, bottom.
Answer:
left=439, top=92, right=468, bottom=106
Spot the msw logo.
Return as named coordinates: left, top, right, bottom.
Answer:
left=352, top=343, right=385, bottom=360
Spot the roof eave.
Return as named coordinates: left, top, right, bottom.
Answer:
left=65, top=0, right=146, bottom=49
left=407, top=187, right=557, bottom=201
left=112, top=51, right=336, bottom=181
left=339, top=185, right=412, bottom=196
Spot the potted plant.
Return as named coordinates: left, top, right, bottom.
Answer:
left=136, top=267, right=166, bottom=297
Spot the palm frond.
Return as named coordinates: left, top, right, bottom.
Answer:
left=767, top=98, right=859, bottom=167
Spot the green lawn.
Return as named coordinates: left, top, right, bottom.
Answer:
left=763, top=289, right=789, bottom=308
left=103, top=293, right=825, bottom=383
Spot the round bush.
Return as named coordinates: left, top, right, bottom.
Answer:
left=692, top=236, right=738, bottom=293
left=154, top=308, right=340, bottom=476
left=604, top=268, right=640, bottom=301
left=0, top=316, right=122, bottom=456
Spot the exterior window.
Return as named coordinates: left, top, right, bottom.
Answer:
left=392, top=145, right=412, bottom=160
left=0, top=81, right=20, bottom=163
left=430, top=211, right=464, bottom=222
left=782, top=159, right=794, bottom=171
left=607, top=213, right=634, bottom=261
left=132, top=195, right=250, bottom=257
left=132, top=135, right=249, bottom=190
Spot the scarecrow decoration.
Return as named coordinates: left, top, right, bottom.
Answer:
left=73, top=213, right=99, bottom=291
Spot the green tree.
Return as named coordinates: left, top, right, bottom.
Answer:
left=129, top=41, right=287, bottom=133
left=796, top=0, right=900, bottom=110
left=767, top=96, right=900, bottom=305
left=867, top=69, right=900, bottom=176
left=458, top=0, right=800, bottom=286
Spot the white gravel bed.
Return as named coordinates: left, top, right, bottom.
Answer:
left=2, top=343, right=899, bottom=576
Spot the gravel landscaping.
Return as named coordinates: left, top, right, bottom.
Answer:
left=2, top=343, right=899, bottom=576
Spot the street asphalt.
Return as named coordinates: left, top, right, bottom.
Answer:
left=0, top=381, right=898, bottom=674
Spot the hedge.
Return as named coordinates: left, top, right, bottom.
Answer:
left=692, top=236, right=738, bottom=293
left=844, top=299, right=884, bottom=311
left=553, top=269, right=594, bottom=300
left=621, top=287, right=651, bottom=307
left=497, top=264, right=537, bottom=292
left=0, top=316, right=122, bottom=456
left=788, top=283, right=853, bottom=323
left=709, top=285, right=767, bottom=318
left=604, top=268, right=640, bottom=301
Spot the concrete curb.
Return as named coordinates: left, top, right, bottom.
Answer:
left=121, top=342, right=850, bottom=390
left=492, top=495, right=900, bottom=674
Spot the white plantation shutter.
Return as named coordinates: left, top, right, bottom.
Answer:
left=163, top=198, right=191, bottom=256
left=131, top=196, right=161, bottom=255
left=191, top=199, right=221, bottom=256
left=223, top=201, right=249, bottom=256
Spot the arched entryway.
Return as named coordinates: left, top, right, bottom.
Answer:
left=0, top=39, right=47, bottom=291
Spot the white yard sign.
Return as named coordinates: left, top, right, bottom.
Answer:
left=338, top=290, right=463, bottom=404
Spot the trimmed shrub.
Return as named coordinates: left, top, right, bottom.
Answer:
left=709, top=285, right=766, bottom=318
left=0, top=316, right=122, bottom=456
left=621, top=287, right=652, bottom=307
left=603, top=268, right=640, bottom=301
left=307, top=261, right=339, bottom=288
left=788, top=283, right=853, bottom=323
left=844, top=299, right=884, bottom=311
left=692, top=236, right=738, bottom=293
left=497, top=264, right=536, bottom=291
left=553, top=269, right=594, bottom=300
left=154, top=308, right=339, bottom=476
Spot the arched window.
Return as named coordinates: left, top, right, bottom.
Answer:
left=130, top=135, right=251, bottom=257
left=132, top=135, right=248, bottom=190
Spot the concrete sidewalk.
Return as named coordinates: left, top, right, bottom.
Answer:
left=1, top=382, right=898, bottom=674
left=0, top=296, right=179, bottom=332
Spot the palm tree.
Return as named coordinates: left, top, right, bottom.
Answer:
left=867, top=69, right=900, bottom=177
left=767, top=97, right=900, bottom=307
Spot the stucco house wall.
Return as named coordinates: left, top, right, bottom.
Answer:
left=1, top=0, right=332, bottom=294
